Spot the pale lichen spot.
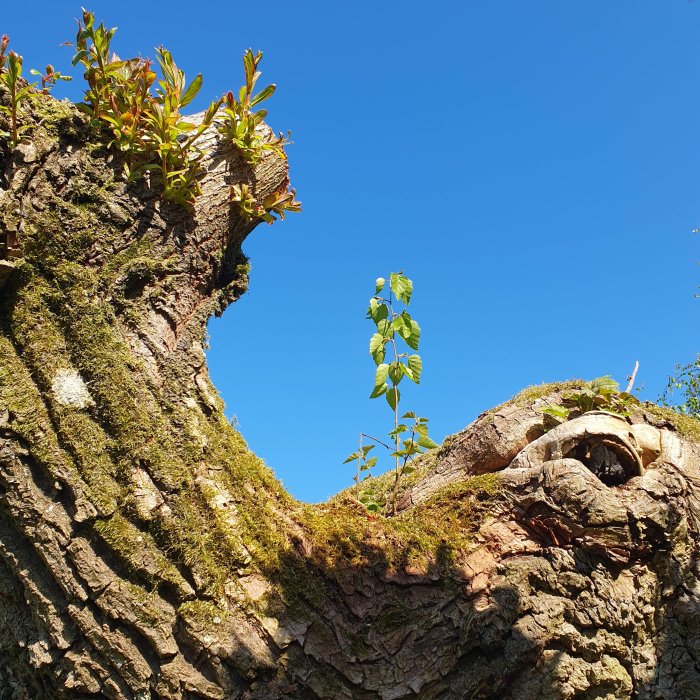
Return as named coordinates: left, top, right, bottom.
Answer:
left=52, top=368, right=94, bottom=409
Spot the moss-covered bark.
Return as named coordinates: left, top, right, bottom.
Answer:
left=1, top=90, right=700, bottom=699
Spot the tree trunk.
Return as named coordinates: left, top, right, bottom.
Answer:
left=1, top=92, right=700, bottom=700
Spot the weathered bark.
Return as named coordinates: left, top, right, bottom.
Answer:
left=1, top=91, right=700, bottom=700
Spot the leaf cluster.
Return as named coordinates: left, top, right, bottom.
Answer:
left=540, top=375, right=638, bottom=423
left=2, top=13, right=300, bottom=216
left=68, top=11, right=220, bottom=207
left=389, top=411, right=438, bottom=471
left=65, top=11, right=298, bottom=212
left=230, top=182, right=301, bottom=225
left=217, top=49, right=290, bottom=165
left=367, top=273, right=421, bottom=411
left=660, top=354, right=700, bottom=418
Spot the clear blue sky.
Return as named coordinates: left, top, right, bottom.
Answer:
left=5, top=2, right=700, bottom=502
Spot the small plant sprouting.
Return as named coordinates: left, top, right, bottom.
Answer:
left=67, top=11, right=296, bottom=211
left=343, top=436, right=380, bottom=512
left=2, top=12, right=298, bottom=215
left=217, top=49, right=290, bottom=165
left=230, top=183, right=301, bottom=224
left=0, top=37, right=34, bottom=148
left=69, top=10, right=223, bottom=207
left=540, top=375, right=638, bottom=424
left=141, top=48, right=222, bottom=207
left=30, top=64, right=71, bottom=94
left=344, top=273, right=438, bottom=514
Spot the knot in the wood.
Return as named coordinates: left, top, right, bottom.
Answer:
left=511, top=411, right=646, bottom=486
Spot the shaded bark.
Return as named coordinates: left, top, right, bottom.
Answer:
left=1, top=91, right=700, bottom=699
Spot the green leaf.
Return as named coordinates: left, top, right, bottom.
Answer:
left=390, top=272, right=413, bottom=304
left=367, top=298, right=378, bottom=318
left=396, top=311, right=413, bottom=340
left=402, top=411, right=417, bottom=419
left=402, top=465, right=416, bottom=475
left=367, top=299, right=389, bottom=324
left=363, top=456, right=377, bottom=470
left=590, top=375, right=619, bottom=395
left=374, top=363, right=389, bottom=388
left=370, top=383, right=388, bottom=399
left=388, top=363, right=403, bottom=386
left=250, top=83, right=276, bottom=107
left=369, top=333, right=384, bottom=354
left=417, top=435, right=439, bottom=449
left=405, top=319, right=421, bottom=350
left=392, top=316, right=409, bottom=335
left=407, top=355, right=422, bottom=384
left=375, top=277, right=386, bottom=294
left=371, top=345, right=386, bottom=366
left=540, top=404, right=570, bottom=420
left=386, top=387, right=400, bottom=411
left=343, top=451, right=360, bottom=464
left=388, top=424, right=408, bottom=437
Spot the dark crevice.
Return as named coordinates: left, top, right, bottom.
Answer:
left=565, top=438, right=638, bottom=487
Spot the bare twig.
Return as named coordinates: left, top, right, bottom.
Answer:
left=626, top=360, right=639, bottom=393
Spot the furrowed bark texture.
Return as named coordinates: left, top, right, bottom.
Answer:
left=1, top=92, right=700, bottom=700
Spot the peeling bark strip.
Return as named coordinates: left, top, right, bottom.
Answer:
left=1, top=92, right=700, bottom=700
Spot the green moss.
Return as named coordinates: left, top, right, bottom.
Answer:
left=30, top=92, right=85, bottom=139
left=331, top=449, right=438, bottom=510
left=509, top=380, right=585, bottom=407
left=6, top=277, right=123, bottom=513
left=642, top=402, right=700, bottom=442
left=0, top=334, right=92, bottom=498
left=127, top=582, right=173, bottom=628
left=179, top=600, right=228, bottom=628
left=94, top=513, right=192, bottom=599
left=269, top=473, right=502, bottom=615
left=385, top=473, right=502, bottom=569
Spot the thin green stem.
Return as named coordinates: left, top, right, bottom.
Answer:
left=387, top=289, right=402, bottom=513
left=356, top=433, right=362, bottom=500
left=360, top=433, right=392, bottom=451
left=10, top=79, right=17, bottom=147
